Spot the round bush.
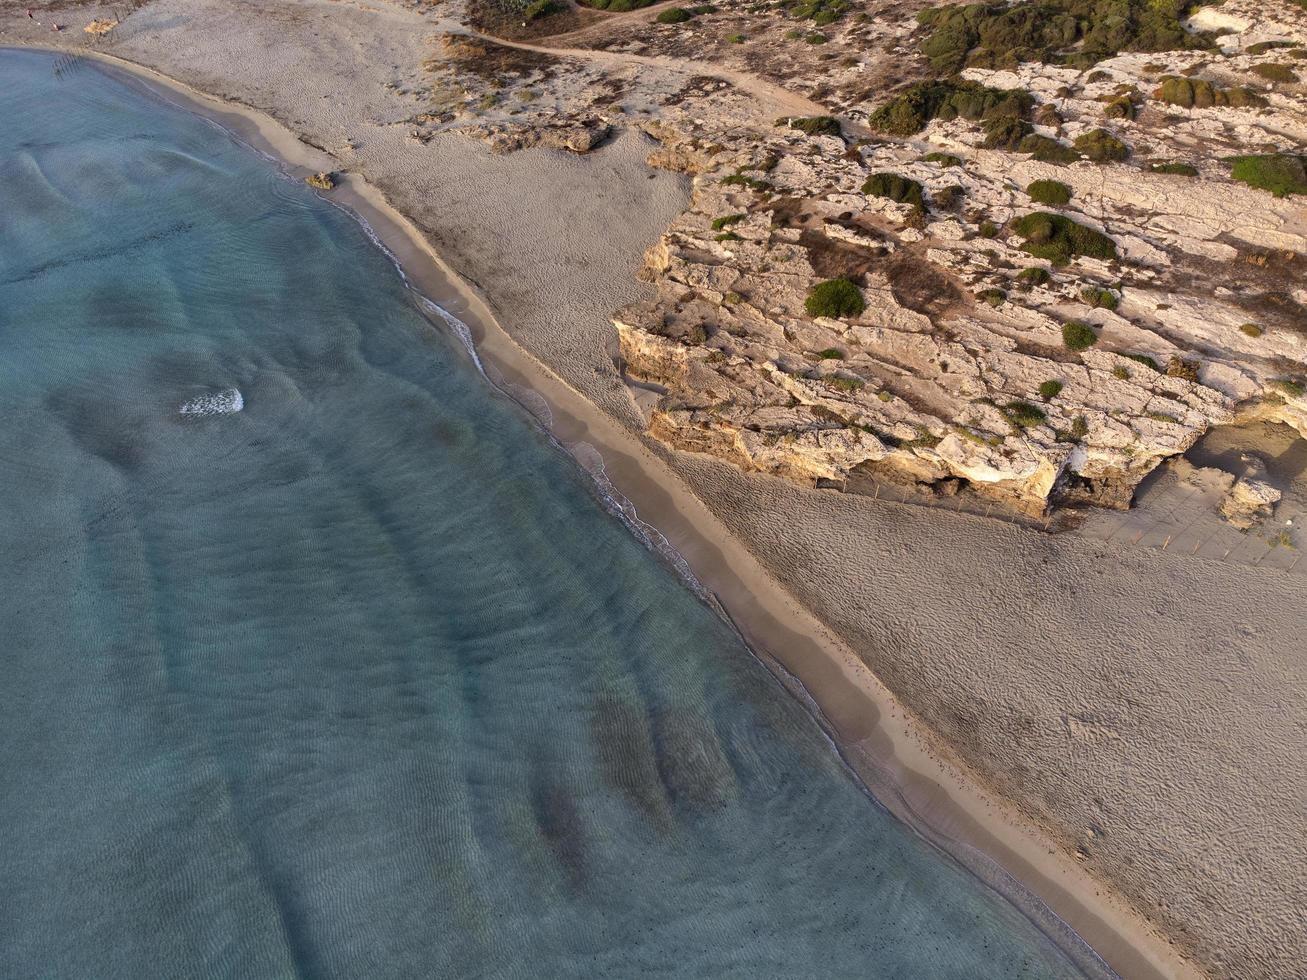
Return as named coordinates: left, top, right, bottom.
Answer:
left=1062, top=320, right=1098, bottom=352
left=805, top=279, right=866, bottom=319
left=656, top=7, right=692, bottom=23
left=1026, top=179, right=1072, bottom=205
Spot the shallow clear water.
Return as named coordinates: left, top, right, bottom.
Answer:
left=0, top=49, right=1089, bottom=979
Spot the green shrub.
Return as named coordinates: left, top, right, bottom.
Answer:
left=1252, top=63, right=1299, bottom=83
left=784, top=115, right=843, bottom=138
left=1074, top=128, right=1130, bottom=162
left=524, top=0, right=563, bottom=19
left=715, top=232, right=741, bottom=242
left=790, top=0, right=846, bottom=22
left=923, top=151, right=964, bottom=167
left=1061, top=319, right=1098, bottom=351
left=976, top=287, right=1007, bottom=307
left=1153, top=76, right=1266, bottom=109
left=817, top=348, right=844, bottom=359
left=1018, top=133, right=1081, bottom=163
left=868, top=80, right=1033, bottom=136
left=1017, top=266, right=1051, bottom=287
left=825, top=377, right=865, bottom=392
left=1104, top=94, right=1138, bottom=120
left=804, top=32, right=828, bottom=43
left=1027, top=179, right=1072, bottom=205
left=862, top=172, right=926, bottom=212
left=1229, top=154, right=1307, bottom=197
left=982, top=116, right=1034, bottom=149
left=711, top=213, right=745, bottom=230
left=1039, top=380, right=1064, bottom=400
left=656, top=7, right=693, bottom=23
left=1003, top=401, right=1047, bottom=428
left=1056, top=415, right=1090, bottom=442
left=933, top=184, right=965, bottom=208
left=1150, top=161, right=1199, bottom=176
left=1123, top=352, right=1160, bottom=371
left=978, top=219, right=1000, bottom=238
left=1112, top=365, right=1130, bottom=380
left=583, top=0, right=658, bottom=9
left=805, top=278, right=866, bottom=318
left=727, top=32, right=746, bottom=42
left=1247, top=40, right=1295, bottom=55
left=1012, top=212, right=1117, bottom=265
left=721, top=173, right=772, bottom=194
left=912, top=0, right=1213, bottom=74
left=1239, top=323, right=1264, bottom=338
left=1081, top=286, right=1118, bottom=310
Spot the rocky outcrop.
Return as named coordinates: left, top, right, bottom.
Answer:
left=1220, top=454, right=1283, bottom=529
left=610, top=15, right=1307, bottom=513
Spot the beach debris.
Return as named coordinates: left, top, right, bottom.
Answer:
left=84, top=18, right=118, bottom=36
left=305, top=171, right=337, bottom=191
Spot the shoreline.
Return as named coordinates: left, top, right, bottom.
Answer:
left=9, top=42, right=1202, bottom=980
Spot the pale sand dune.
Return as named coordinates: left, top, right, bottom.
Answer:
left=3, top=0, right=1305, bottom=977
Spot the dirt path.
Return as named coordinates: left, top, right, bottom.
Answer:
left=450, top=20, right=833, bottom=124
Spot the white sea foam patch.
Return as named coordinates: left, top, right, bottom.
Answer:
left=179, top=388, right=244, bottom=416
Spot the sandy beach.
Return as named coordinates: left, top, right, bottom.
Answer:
left=4, top=1, right=1305, bottom=977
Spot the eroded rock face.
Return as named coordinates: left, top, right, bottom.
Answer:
left=609, top=11, right=1307, bottom=513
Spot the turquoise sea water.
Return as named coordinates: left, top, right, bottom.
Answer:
left=0, top=49, right=1094, bottom=979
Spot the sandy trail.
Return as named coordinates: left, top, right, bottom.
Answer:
left=454, top=25, right=831, bottom=122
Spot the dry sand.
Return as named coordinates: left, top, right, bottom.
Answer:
left=4, top=1, right=1306, bottom=978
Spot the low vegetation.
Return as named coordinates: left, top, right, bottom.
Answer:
left=1153, top=77, right=1266, bottom=109
left=1039, top=379, right=1064, bottom=400
left=1018, top=133, right=1081, bottom=163
left=1026, top=179, right=1072, bottom=205
left=1073, top=128, right=1129, bottom=162
left=862, top=172, right=926, bottom=213
left=1228, top=154, right=1307, bottom=197
left=1150, top=161, right=1199, bottom=176
left=1123, top=352, right=1161, bottom=371
left=655, top=7, right=693, bottom=24
left=581, top=0, right=657, bottom=10
left=783, top=115, right=843, bottom=138
left=1061, top=319, right=1098, bottom=352
left=1251, top=63, right=1299, bottom=84
left=913, top=0, right=1212, bottom=74
left=1081, top=286, right=1118, bottom=310
left=1011, top=212, right=1117, bottom=265
left=923, top=151, right=964, bottom=167
left=1167, top=356, right=1201, bottom=381
left=868, top=80, right=1032, bottom=137
left=1003, top=400, right=1047, bottom=429
left=805, top=278, right=866, bottom=318
left=1017, top=266, right=1051, bottom=287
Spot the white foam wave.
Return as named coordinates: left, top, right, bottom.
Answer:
left=570, top=441, right=710, bottom=603
left=179, top=388, right=243, bottom=416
